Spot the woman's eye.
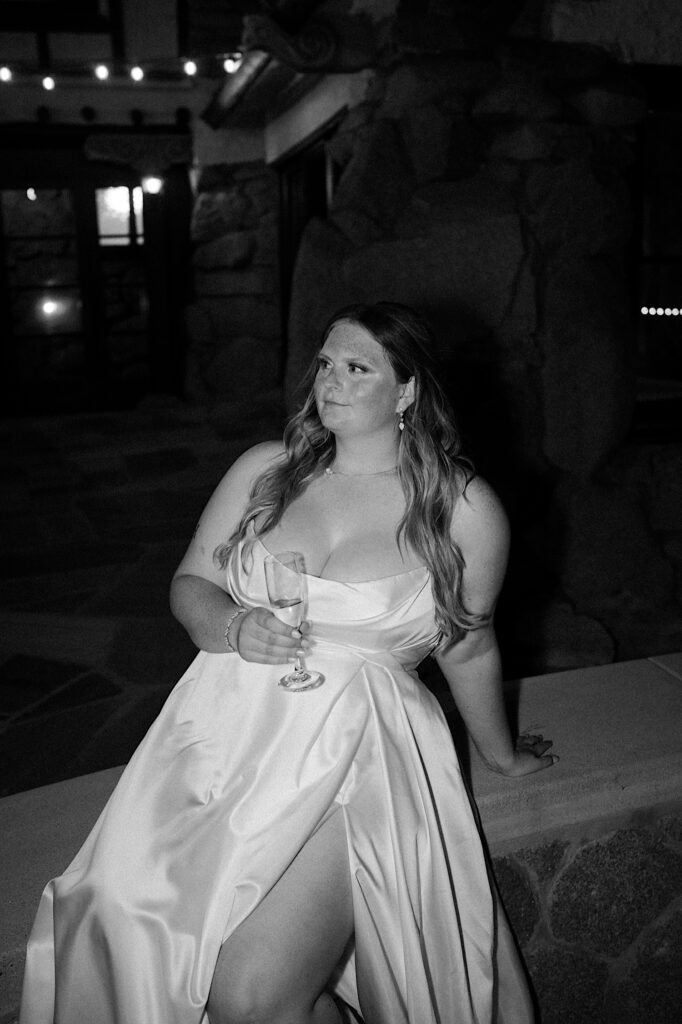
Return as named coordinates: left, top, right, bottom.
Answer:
left=316, top=359, right=330, bottom=374
left=349, top=364, right=367, bottom=374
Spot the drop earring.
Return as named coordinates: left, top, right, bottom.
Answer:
left=398, top=410, right=405, bottom=432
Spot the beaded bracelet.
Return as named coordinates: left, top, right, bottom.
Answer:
left=224, top=606, right=247, bottom=654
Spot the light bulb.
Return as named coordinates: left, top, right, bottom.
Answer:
left=183, top=60, right=197, bottom=76
left=95, top=64, right=109, bottom=81
left=0, top=66, right=12, bottom=83
left=42, top=75, right=56, bottom=91
left=223, top=54, right=242, bottom=74
left=130, top=66, right=144, bottom=82
left=142, top=176, right=163, bottom=195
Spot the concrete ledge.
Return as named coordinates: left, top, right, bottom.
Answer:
left=2, top=655, right=682, bottom=1018
left=469, top=653, right=682, bottom=851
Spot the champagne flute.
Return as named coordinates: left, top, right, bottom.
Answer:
left=264, top=551, right=324, bottom=692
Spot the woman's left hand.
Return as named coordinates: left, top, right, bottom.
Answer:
left=491, top=733, right=559, bottom=777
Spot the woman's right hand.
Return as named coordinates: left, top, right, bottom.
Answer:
left=232, top=607, right=311, bottom=664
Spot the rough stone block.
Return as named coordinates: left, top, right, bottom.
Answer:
left=400, top=103, right=452, bottom=183
left=191, top=189, right=251, bottom=243
left=548, top=479, right=676, bottom=616
left=604, top=908, right=682, bottom=1024
left=566, top=84, right=647, bottom=126
left=526, top=156, right=632, bottom=257
left=472, top=73, right=562, bottom=120
left=490, top=124, right=553, bottom=161
left=329, top=119, right=415, bottom=245
left=343, top=214, right=524, bottom=332
left=545, top=0, right=682, bottom=68
left=525, top=946, right=608, bottom=1024
left=492, top=856, right=540, bottom=945
left=193, top=231, right=256, bottom=270
left=549, top=829, right=682, bottom=957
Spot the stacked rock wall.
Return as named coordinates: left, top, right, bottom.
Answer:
left=184, top=161, right=284, bottom=428
left=493, top=813, right=682, bottom=1023
left=284, top=43, right=682, bottom=673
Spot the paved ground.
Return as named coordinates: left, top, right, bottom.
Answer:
left=0, top=394, right=286, bottom=797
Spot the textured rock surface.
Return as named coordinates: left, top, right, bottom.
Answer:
left=604, top=909, right=682, bottom=1024
left=549, top=829, right=682, bottom=957
left=525, top=946, right=609, bottom=1024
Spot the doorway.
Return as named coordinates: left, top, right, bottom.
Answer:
left=0, top=131, right=191, bottom=415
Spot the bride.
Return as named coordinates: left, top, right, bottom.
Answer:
left=20, top=301, right=556, bottom=1024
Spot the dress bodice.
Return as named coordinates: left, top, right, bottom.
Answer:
left=228, top=536, right=441, bottom=673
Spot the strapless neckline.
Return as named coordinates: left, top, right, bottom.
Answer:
left=254, top=534, right=429, bottom=586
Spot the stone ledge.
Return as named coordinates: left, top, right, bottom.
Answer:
left=1, top=654, right=681, bottom=1017
left=468, top=653, right=682, bottom=851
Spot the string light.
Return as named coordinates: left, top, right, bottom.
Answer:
left=26, top=188, right=37, bottom=201
left=223, top=53, right=242, bottom=74
left=641, top=306, right=680, bottom=316
left=0, top=52, right=244, bottom=86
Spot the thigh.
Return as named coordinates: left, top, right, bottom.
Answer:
left=208, top=806, right=354, bottom=1017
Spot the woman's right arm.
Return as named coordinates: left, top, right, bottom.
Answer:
left=169, top=442, right=308, bottom=663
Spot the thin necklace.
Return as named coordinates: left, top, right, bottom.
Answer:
left=324, top=465, right=398, bottom=478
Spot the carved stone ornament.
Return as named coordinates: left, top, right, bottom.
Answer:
left=84, top=135, right=192, bottom=175
left=241, top=13, right=338, bottom=72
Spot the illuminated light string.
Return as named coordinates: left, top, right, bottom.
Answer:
left=0, top=53, right=242, bottom=89
left=640, top=307, right=681, bottom=316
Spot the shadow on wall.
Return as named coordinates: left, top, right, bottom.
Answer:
left=281, top=49, right=682, bottom=674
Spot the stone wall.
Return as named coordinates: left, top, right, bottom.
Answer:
left=494, top=815, right=682, bottom=1023
left=283, top=42, right=682, bottom=674
left=183, top=160, right=283, bottom=423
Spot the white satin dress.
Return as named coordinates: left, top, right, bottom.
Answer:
left=20, top=535, right=533, bottom=1024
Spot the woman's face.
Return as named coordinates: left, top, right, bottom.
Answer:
left=314, top=320, right=414, bottom=439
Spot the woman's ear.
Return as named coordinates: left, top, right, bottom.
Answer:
left=398, top=377, right=416, bottom=411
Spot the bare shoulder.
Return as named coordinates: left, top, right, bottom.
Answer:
left=452, top=475, right=510, bottom=552
left=449, top=475, right=510, bottom=612
left=225, top=439, right=285, bottom=482
left=172, top=440, right=285, bottom=583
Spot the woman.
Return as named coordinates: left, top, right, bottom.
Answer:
left=20, top=302, right=556, bottom=1024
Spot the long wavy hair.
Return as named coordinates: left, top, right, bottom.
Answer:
left=216, top=301, right=489, bottom=649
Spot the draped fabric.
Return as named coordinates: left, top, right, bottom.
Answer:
left=20, top=536, right=533, bottom=1024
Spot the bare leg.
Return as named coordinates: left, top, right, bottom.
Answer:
left=207, top=807, right=354, bottom=1024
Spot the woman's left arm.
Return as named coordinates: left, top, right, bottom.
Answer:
left=435, top=477, right=557, bottom=777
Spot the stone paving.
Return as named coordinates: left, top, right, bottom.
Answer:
left=0, top=393, right=285, bottom=798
